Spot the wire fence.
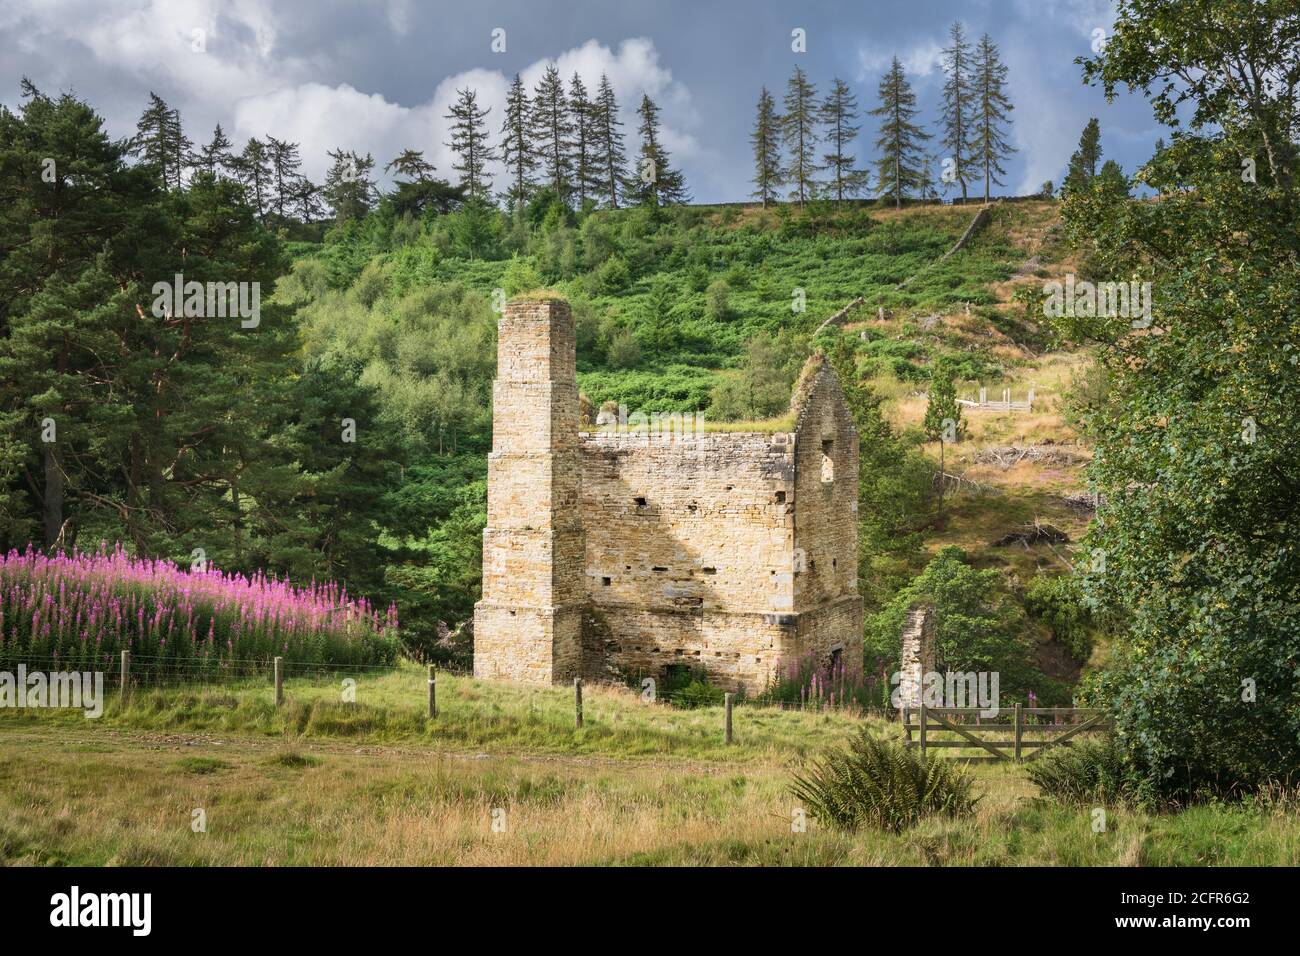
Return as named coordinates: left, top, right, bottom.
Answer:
left=1, top=653, right=1089, bottom=752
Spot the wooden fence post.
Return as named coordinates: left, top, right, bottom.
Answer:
left=919, top=703, right=927, bottom=759
left=274, top=656, right=283, bottom=707
left=1014, top=703, right=1023, bottom=761
left=724, top=692, right=734, bottom=745
left=427, top=664, right=437, bottom=718
left=119, top=650, right=130, bottom=704
left=574, top=677, right=583, bottom=729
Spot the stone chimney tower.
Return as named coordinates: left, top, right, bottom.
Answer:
left=473, top=297, right=584, bottom=684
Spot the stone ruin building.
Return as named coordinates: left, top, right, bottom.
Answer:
left=473, top=296, right=862, bottom=692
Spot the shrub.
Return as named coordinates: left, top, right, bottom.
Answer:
left=592, top=256, right=630, bottom=294
left=1025, top=737, right=1153, bottom=809
left=790, top=728, right=978, bottom=832
left=705, top=279, right=731, bottom=321
left=1025, top=573, right=1094, bottom=663
left=501, top=255, right=543, bottom=296
left=606, top=328, right=642, bottom=369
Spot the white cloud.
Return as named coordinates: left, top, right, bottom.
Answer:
left=855, top=39, right=945, bottom=83
left=385, top=0, right=413, bottom=36
left=1, top=1, right=702, bottom=192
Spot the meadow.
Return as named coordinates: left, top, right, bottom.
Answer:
left=1, top=665, right=1295, bottom=866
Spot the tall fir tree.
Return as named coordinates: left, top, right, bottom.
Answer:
left=232, top=137, right=271, bottom=220
left=322, top=148, right=377, bottom=222
left=971, top=33, right=1015, bottom=203
left=530, top=65, right=574, bottom=204
left=568, top=73, right=599, bottom=209
left=781, top=66, right=820, bottom=205
left=444, top=87, right=495, bottom=203
left=818, top=77, right=868, bottom=202
left=498, top=74, right=536, bottom=211
left=627, top=94, right=688, bottom=206
left=869, top=58, right=931, bottom=207
left=938, top=21, right=976, bottom=202
left=131, top=92, right=189, bottom=190
left=1062, top=118, right=1102, bottom=194
left=590, top=73, right=627, bottom=208
left=194, top=123, right=233, bottom=179
left=750, top=86, right=783, bottom=207
left=265, top=136, right=305, bottom=220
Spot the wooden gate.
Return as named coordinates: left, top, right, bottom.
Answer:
left=901, top=705, right=1113, bottom=763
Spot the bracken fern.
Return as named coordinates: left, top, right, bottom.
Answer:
left=789, top=727, right=978, bottom=832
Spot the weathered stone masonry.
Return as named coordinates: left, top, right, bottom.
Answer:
left=474, top=298, right=863, bottom=692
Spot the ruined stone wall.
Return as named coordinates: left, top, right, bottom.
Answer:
left=790, top=356, right=864, bottom=670
left=578, top=431, right=798, bottom=690
left=474, top=296, right=863, bottom=692
left=474, top=299, right=584, bottom=684
left=896, top=605, right=936, bottom=709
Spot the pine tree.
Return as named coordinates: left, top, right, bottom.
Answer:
left=590, top=74, right=627, bottom=208
left=818, top=78, right=868, bottom=202
left=131, top=92, right=189, bottom=189
left=1063, top=118, right=1102, bottom=194
left=939, top=22, right=976, bottom=202
left=627, top=94, right=688, bottom=206
left=444, top=87, right=495, bottom=203
left=194, top=124, right=233, bottom=178
left=232, top=137, right=272, bottom=220
left=265, top=136, right=305, bottom=220
left=498, top=74, right=536, bottom=211
left=869, top=58, right=931, bottom=208
left=568, top=73, right=599, bottom=209
left=530, top=65, right=574, bottom=204
left=781, top=66, right=820, bottom=205
left=750, top=87, right=783, bottom=207
left=971, top=33, right=1015, bottom=203
left=293, top=177, right=324, bottom=222
left=386, top=149, right=460, bottom=217
left=322, top=148, right=377, bottom=222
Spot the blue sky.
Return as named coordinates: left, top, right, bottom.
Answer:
left=0, top=0, right=1162, bottom=202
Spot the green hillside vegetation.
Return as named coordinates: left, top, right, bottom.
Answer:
left=280, top=194, right=1088, bottom=699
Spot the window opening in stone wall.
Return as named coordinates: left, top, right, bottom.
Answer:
left=821, top=439, right=834, bottom=483
left=775, top=491, right=786, bottom=503
left=633, top=496, right=647, bottom=507
left=601, top=576, right=611, bottom=586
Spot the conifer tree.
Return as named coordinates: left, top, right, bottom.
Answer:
left=971, top=33, right=1016, bottom=203
left=750, top=86, right=783, bottom=207
left=568, top=73, right=599, bottom=209
left=265, top=136, right=305, bottom=220
left=232, top=137, right=272, bottom=219
left=322, top=148, right=377, bottom=222
left=939, top=21, right=976, bottom=202
left=781, top=66, right=820, bottom=205
left=1062, top=118, right=1102, bottom=194
left=590, top=73, right=627, bottom=208
left=445, top=87, right=495, bottom=202
left=498, top=74, right=536, bottom=211
left=194, top=123, right=234, bottom=178
left=132, top=92, right=189, bottom=189
left=627, top=94, right=688, bottom=206
left=530, top=65, right=574, bottom=204
left=818, top=77, right=868, bottom=202
left=869, top=58, right=931, bottom=207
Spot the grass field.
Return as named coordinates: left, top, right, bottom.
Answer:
left=2, top=666, right=1296, bottom=866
